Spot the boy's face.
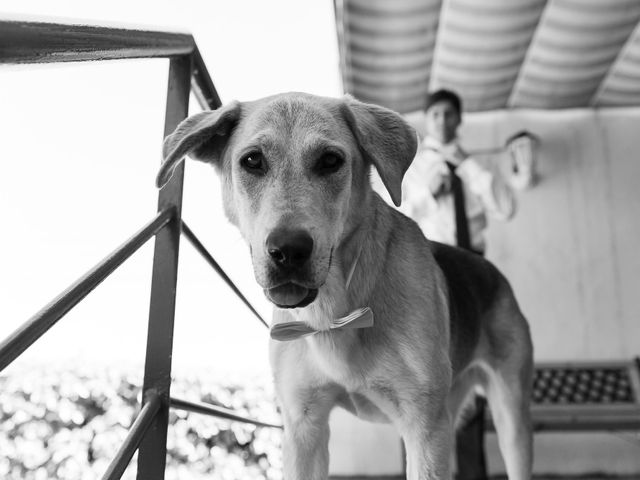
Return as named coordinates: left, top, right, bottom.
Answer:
left=425, top=100, right=461, bottom=144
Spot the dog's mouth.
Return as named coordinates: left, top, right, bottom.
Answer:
left=260, top=248, right=332, bottom=309
left=264, top=283, right=318, bottom=309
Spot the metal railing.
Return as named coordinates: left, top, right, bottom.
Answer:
left=0, top=19, right=278, bottom=480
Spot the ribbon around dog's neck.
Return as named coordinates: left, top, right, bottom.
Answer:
left=270, top=235, right=374, bottom=342
left=270, top=307, right=373, bottom=341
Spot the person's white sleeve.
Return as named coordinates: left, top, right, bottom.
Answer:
left=397, top=149, right=444, bottom=221
left=460, top=157, right=516, bottom=221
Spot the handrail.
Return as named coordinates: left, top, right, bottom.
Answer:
left=0, top=208, right=174, bottom=372
left=102, top=392, right=163, bottom=480
left=0, top=18, right=269, bottom=479
left=181, top=221, right=268, bottom=328
left=0, top=19, right=222, bottom=113
left=136, top=55, right=191, bottom=479
left=170, top=396, right=283, bottom=429
left=191, top=46, right=222, bottom=110
left=0, top=20, right=194, bottom=64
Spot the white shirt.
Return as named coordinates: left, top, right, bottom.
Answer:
left=374, top=136, right=515, bottom=252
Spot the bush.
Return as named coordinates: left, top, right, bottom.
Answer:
left=0, top=364, right=282, bottom=480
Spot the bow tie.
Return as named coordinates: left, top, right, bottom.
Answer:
left=270, top=307, right=374, bottom=342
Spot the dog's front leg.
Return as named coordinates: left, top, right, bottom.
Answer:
left=399, top=394, right=453, bottom=480
left=278, top=384, right=338, bottom=480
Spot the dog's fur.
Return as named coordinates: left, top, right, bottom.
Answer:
left=157, top=93, right=533, bottom=480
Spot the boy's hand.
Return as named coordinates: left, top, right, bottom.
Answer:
left=428, top=164, right=452, bottom=197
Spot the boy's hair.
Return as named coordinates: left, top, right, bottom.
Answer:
left=424, top=89, right=462, bottom=115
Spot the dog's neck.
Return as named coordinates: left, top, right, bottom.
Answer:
left=285, top=207, right=379, bottom=332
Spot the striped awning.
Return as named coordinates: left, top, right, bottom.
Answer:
left=335, top=0, right=640, bottom=113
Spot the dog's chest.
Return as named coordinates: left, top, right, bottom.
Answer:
left=306, top=333, right=366, bottom=389
left=306, top=335, right=398, bottom=422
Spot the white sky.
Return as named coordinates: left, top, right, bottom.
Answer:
left=0, top=1, right=341, bottom=377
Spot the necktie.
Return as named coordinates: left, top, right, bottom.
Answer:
left=445, top=161, right=471, bottom=250
left=270, top=307, right=374, bottom=341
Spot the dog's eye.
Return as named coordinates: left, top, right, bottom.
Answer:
left=241, top=152, right=266, bottom=174
left=315, top=153, right=344, bottom=174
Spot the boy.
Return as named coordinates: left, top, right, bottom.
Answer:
left=399, top=89, right=515, bottom=254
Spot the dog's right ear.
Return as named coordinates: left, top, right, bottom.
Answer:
left=156, top=100, right=241, bottom=188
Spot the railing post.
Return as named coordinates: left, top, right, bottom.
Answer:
left=136, top=54, right=192, bottom=480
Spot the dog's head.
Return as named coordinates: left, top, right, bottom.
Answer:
left=157, top=93, right=416, bottom=309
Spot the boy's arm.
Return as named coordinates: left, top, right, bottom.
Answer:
left=459, top=157, right=516, bottom=221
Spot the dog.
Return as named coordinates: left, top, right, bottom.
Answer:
left=157, top=92, right=534, bottom=480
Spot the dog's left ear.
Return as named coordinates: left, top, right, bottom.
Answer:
left=341, top=96, right=418, bottom=206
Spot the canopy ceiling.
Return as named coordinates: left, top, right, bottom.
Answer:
left=334, top=0, right=640, bottom=113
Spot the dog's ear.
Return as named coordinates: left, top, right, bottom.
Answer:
left=156, top=100, right=241, bottom=188
left=341, top=96, right=418, bottom=206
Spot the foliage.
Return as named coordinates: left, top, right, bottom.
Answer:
left=0, top=364, right=282, bottom=480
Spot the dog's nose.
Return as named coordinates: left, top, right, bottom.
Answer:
left=266, top=228, right=314, bottom=269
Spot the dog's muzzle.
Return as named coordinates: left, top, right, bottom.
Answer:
left=263, top=227, right=318, bottom=308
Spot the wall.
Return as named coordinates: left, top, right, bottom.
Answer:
left=459, top=107, right=640, bottom=362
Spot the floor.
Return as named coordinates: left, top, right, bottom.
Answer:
left=329, top=477, right=637, bottom=480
